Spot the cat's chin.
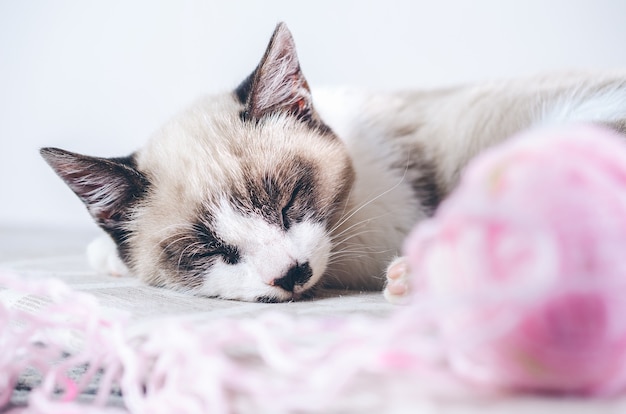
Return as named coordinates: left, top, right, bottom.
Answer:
left=255, top=294, right=294, bottom=303
left=254, top=288, right=316, bottom=303
left=197, top=282, right=317, bottom=303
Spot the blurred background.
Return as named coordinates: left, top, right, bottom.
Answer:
left=1, top=0, right=626, bottom=229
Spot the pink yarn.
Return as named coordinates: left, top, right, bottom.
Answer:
left=3, top=124, right=626, bottom=412
left=404, top=124, right=626, bottom=395
left=0, top=272, right=129, bottom=413
left=0, top=270, right=455, bottom=413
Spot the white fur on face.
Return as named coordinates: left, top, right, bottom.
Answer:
left=196, top=199, right=331, bottom=301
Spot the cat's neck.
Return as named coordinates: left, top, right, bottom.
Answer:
left=314, top=89, right=429, bottom=289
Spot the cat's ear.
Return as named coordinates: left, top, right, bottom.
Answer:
left=239, top=23, right=316, bottom=124
left=40, top=147, right=148, bottom=230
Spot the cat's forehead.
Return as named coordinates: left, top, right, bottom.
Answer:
left=133, top=93, right=353, bottom=219
left=140, top=95, right=334, bottom=168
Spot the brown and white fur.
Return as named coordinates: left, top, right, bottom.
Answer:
left=41, top=23, right=626, bottom=303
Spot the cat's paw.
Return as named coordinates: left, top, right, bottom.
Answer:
left=383, top=256, right=412, bottom=305
left=86, top=235, right=129, bottom=277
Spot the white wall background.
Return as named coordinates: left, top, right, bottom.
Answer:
left=2, top=0, right=626, bottom=229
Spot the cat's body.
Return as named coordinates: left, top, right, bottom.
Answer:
left=42, top=23, right=626, bottom=303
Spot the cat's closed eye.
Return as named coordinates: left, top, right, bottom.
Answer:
left=218, top=246, right=241, bottom=265
left=194, top=228, right=241, bottom=265
left=281, top=186, right=302, bottom=230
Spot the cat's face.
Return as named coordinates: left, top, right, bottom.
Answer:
left=41, top=23, right=355, bottom=302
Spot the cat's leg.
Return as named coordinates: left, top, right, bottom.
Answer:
left=86, top=234, right=129, bottom=277
left=383, top=256, right=412, bottom=305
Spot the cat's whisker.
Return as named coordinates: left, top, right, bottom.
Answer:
left=330, top=148, right=414, bottom=236
left=333, top=176, right=357, bottom=226
left=327, top=255, right=371, bottom=265
left=330, top=230, right=385, bottom=251
left=157, top=233, right=196, bottom=251
left=329, top=212, right=391, bottom=243
left=329, top=250, right=377, bottom=259
left=176, top=241, right=205, bottom=273
left=328, top=247, right=394, bottom=264
left=329, top=243, right=391, bottom=256
left=330, top=170, right=409, bottom=237
left=330, top=215, right=390, bottom=243
left=151, top=226, right=198, bottom=257
left=329, top=218, right=375, bottom=242
left=327, top=242, right=394, bottom=266
left=154, top=233, right=199, bottom=267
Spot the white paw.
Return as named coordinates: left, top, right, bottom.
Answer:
left=86, top=235, right=129, bottom=277
left=383, top=256, right=412, bottom=305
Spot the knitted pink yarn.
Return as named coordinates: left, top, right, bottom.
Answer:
left=404, top=124, right=626, bottom=395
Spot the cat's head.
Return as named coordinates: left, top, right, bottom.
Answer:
left=41, top=23, right=355, bottom=302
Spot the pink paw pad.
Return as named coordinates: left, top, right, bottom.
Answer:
left=383, top=257, right=411, bottom=305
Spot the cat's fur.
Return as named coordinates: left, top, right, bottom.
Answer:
left=41, top=23, right=626, bottom=303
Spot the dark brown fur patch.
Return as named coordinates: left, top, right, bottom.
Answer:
left=390, top=147, right=442, bottom=215
left=157, top=221, right=240, bottom=289
left=231, top=157, right=323, bottom=228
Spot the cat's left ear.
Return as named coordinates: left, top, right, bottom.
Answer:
left=40, top=147, right=148, bottom=232
left=238, top=23, right=318, bottom=125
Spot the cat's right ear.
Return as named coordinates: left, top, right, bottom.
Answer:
left=40, top=148, right=148, bottom=231
left=236, top=23, right=324, bottom=130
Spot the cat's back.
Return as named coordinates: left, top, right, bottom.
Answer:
left=314, top=71, right=626, bottom=192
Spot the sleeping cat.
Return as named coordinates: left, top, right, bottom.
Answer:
left=41, top=23, right=626, bottom=303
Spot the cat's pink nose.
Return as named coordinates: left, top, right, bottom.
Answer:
left=271, top=262, right=312, bottom=292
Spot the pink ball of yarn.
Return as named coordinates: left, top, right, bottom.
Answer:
left=404, top=124, right=626, bottom=395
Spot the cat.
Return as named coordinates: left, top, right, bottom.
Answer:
left=41, top=23, right=626, bottom=303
